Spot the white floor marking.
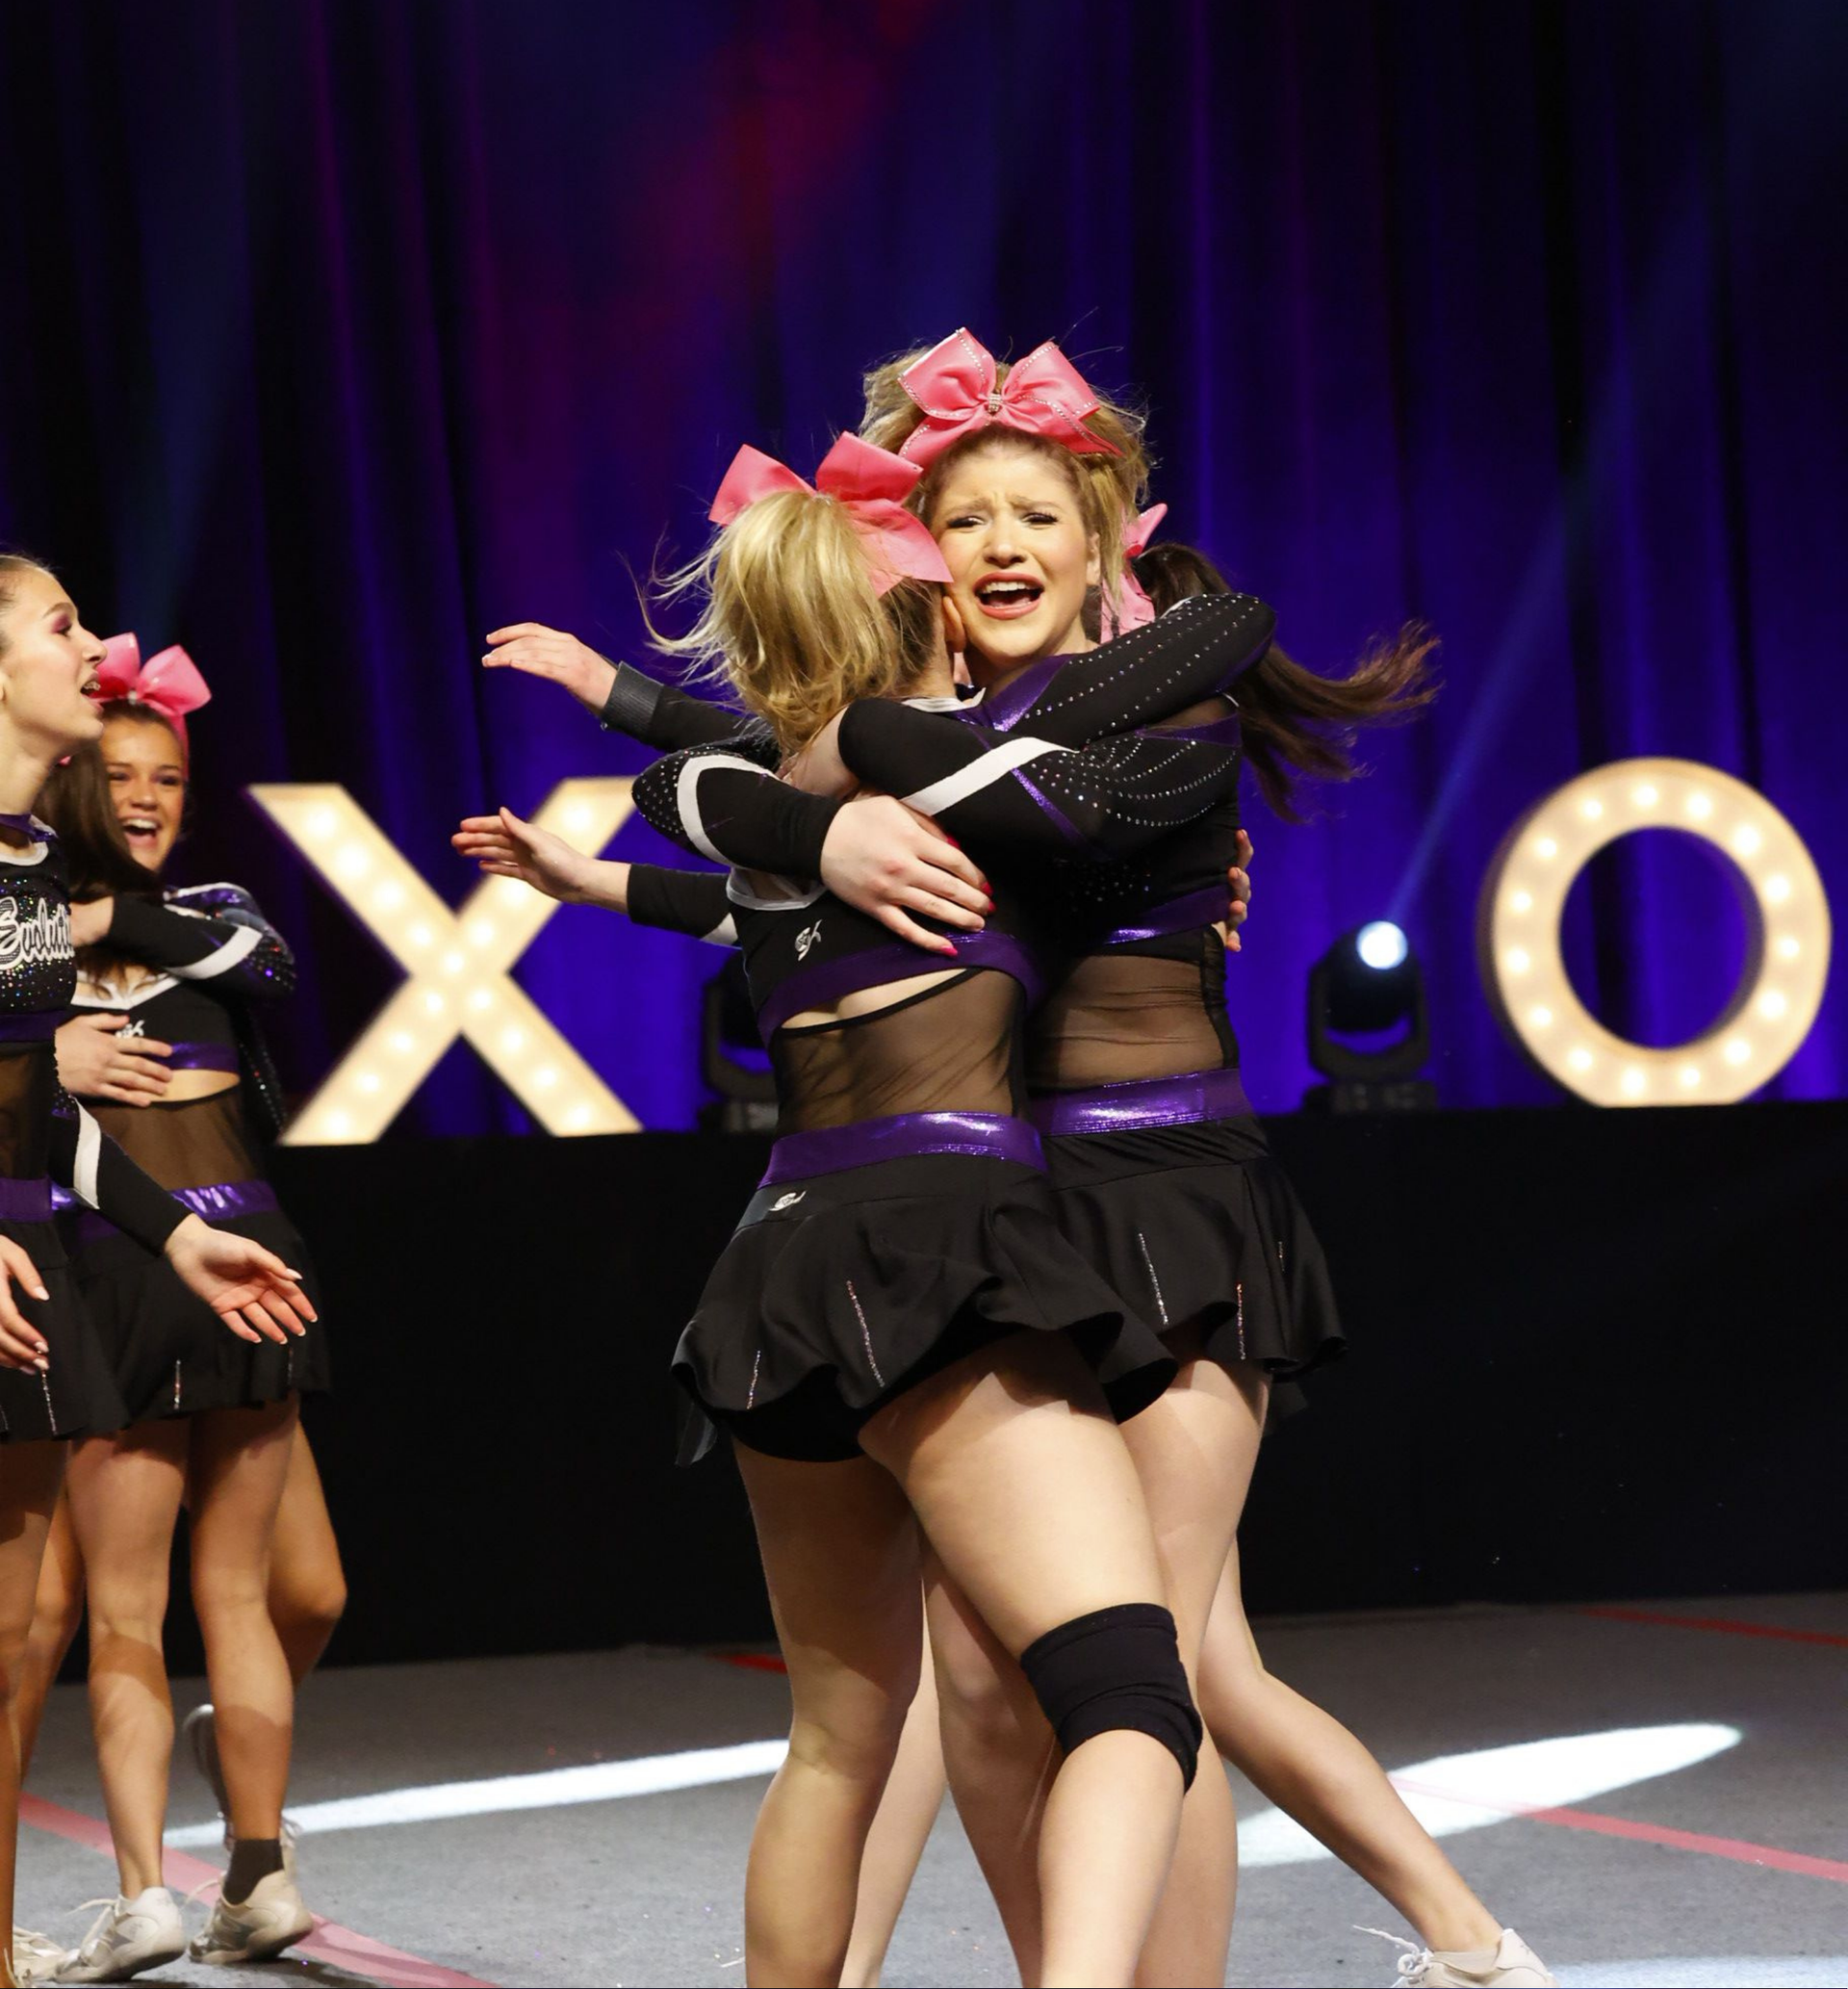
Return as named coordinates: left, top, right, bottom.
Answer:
left=1554, top=1962, right=1848, bottom=1988
left=164, top=1738, right=790, bottom=1846
left=165, top=1719, right=1738, bottom=1850
left=1236, top=1722, right=1741, bottom=1867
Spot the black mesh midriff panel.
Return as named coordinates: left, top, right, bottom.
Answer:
left=768, top=969, right=1023, bottom=1134
left=0, top=1047, right=55, bottom=1178
left=1028, top=937, right=1237, bottom=1094
left=88, top=1088, right=261, bottom=1190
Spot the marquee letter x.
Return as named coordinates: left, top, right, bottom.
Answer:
left=247, top=781, right=639, bottom=1142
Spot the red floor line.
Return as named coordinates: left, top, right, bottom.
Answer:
left=1573, top=1605, right=1848, bottom=1648
left=712, top=1651, right=788, bottom=1672
left=18, top=1793, right=497, bottom=1989
left=1387, top=1778, right=1848, bottom=1887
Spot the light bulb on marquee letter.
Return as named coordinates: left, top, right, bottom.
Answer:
left=1478, top=758, right=1830, bottom=1106
left=248, top=781, right=641, bottom=1142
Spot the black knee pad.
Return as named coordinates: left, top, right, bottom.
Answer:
left=1019, top=1603, right=1202, bottom=1789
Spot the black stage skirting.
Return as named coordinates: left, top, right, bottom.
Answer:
left=155, top=1100, right=1848, bottom=1670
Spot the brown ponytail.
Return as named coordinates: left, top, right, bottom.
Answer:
left=1133, top=543, right=1438, bottom=822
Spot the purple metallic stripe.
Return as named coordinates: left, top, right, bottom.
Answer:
left=0, top=1176, right=54, bottom=1224
left=163, top=1042, right=240, bottom=1072
left=1100, top=885, right=1232, bottom=945
left=68, top=1176, right=278, bottom=1251
left=757, top=930, right=1043, bottom=1041
left=1166, top=713, right=1243, bottom=746
left=1014, top=770, right=1087, bottom=848
left=976, top=655, right=1067, bottom=734
left=1029, top=1065, right=1254, bottom=1137
left=760, top=1110, right=1044, bottom=1187
left=0, top=1013, right=60, bottom=1044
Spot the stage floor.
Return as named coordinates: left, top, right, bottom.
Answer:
left=16, top=1592, right=1847, bottom=1989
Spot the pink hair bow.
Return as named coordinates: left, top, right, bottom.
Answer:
left=96, top=634, right=212, bottom=748
left=897, top=328, right=1122, bottom=470
left=1111, top=503, right=1170, bottom=634
left=710, top=433, right=952, bottom=594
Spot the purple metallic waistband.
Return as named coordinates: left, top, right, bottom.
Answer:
left=0, top=1014, right=61, bottom=1045
left=1100, top=885, right=1231, bottom=946
left=164, top=1042, right=240, bottom=1072
left=758, top=930, right=1042, bottom=1042
left=68, top=1176, right=278, bottom=1251
left=0, top=1176, right=54, bottom=1224
left=759, top=1110, right=1045, bottom=1187
left=1029, top=1066, right=1253, bottom=1138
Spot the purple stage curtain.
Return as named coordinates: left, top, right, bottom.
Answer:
left=0, top=0, right=1840, bottom=1131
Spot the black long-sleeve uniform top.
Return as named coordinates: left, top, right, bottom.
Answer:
left=68, top=883, right=296, bottom=1151
left=0, top=827, right=199, bottom=1251
left=623, top=596, right=1270, bottom=1043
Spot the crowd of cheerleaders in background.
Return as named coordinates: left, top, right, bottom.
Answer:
left=0, top=572, right=341, bottom=1989
left=458, top=330, right=1558, bottom=1989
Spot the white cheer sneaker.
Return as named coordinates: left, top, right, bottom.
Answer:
left=1376, top=1925, right=1558, bottom=1987
left=13, top=1925, right=65, bottom=1986
left=187, top=1869, right=315, bottom=1967
left=50, top=1890, right=186, bottom=1984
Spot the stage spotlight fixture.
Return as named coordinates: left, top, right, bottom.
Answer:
left=700, top=957, right=778, bottom=1134
left=1304, top=922, right=1437, bottom=1112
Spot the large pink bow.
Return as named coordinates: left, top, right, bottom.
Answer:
left=96, top=634, right=212, bottom=749
left=897, top=328, right=1122, bottom=470
left=1111, top=503, right=1170, bottom=633
left=710, top=434, right=952, bottom=594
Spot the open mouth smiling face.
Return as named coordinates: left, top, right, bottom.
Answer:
left=929, top=439, right=1101, bottom=675
left=102, top=714, right=187, bottom=871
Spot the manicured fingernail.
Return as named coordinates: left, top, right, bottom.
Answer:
left=32, top=1287, right=48, bottom=1301
left=33, top=1358, right=47, bottom=1374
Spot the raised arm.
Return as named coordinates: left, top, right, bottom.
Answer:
left=976, top=591, right=1274, bottom=745
left=103, top=887, right=295, bottom=1000
left=834, top=700, right=1243, bottom=863
left=482, top=623, right=749, bottom=751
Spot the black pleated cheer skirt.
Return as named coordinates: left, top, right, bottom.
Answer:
left=1043, top=1109, right=1344, bottom=1383
left=674, top=1142, right=1175, bottom=1463
left=69, top=1203, right=330, bottom=1427
left=0, top=1214, right=126, bottom=1443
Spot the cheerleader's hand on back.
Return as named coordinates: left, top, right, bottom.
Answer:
left=0, top=1236, right=52, bottom=1374
left=163, top=1215, right=316, bottom=1346
left=452, top=810, right=599, bottom=905
left=1220, top=830, right=1254, bottom=953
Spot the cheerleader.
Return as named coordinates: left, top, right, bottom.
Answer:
left=0, top=557, right=312, bottom=1989
left=15, top=636, right=334, bottom=1980
left=458, top=435, right=1290, bottom=1988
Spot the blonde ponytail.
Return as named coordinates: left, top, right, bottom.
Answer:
left=654, top=489, right=939, bottom=757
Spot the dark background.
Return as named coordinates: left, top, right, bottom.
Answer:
left=1, top=0, right=1841, bottom=1132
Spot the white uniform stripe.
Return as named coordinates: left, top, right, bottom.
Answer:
left=904, top=736, right=1067, bottom=816
left=678, top=756, right=774, bottom=865
left=73, top=1107, right=103, bottom=1209
left=167, top=922, right=261, bottom=980
left=702, top=916, right=739, bottom=947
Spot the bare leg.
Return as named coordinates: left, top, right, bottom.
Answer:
left=733, top=1446, right=923, bottom=1989
left=265, top=1428, right=345, bottom=1688
left=13, top=1487, right=83, bottom=1778
left=186, top=1401, right=299, bottom=1845
left=1120, top=1347, right=1267, bottom=1989
left=925, top=1555, right=1053, bottom=1984
left=1200, top=1544, right=1502, bottom=1955
left=838, top=1633, right=946, bottom=1989
left=65, top=1425, right=190, bottom=1897
left=860, top=1332, right=1186, bottom=1989
left=0, top=1440, right=65, bottom=1975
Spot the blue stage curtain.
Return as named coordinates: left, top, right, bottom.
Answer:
left=0, top=0, right=1840, bottom=1130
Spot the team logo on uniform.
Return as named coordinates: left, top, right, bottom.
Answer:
left=771, top=1190, right=807, bottom=1211
left=795, top=920, right=823, bottom=960
left=0, top=895, right=71, bottom=972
